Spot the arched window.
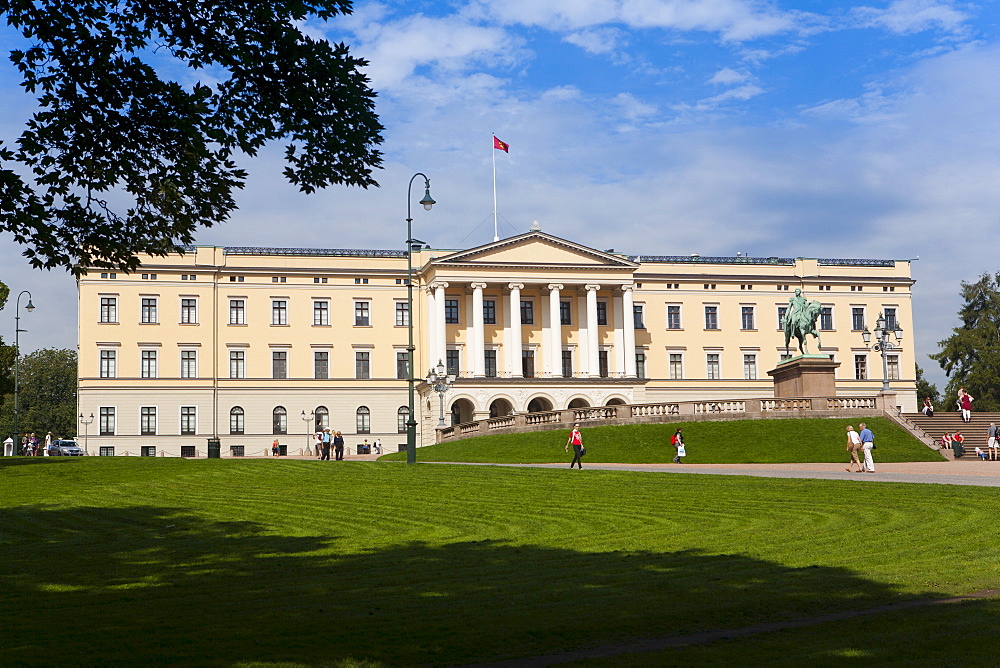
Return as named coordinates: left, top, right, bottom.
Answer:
left=397, top=406, right=409, bottom=434
left=230, top=406, right=244, bottom=435
left=356, top=406, right=370, bottom=434
left=315, top=406, right=329, bottom=432
left=273, top=406, right=287, bottom=434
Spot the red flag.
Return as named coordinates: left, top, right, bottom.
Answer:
left=493, top=136, right=509, bottom=153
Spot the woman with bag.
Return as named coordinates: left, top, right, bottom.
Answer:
left=845, top=425, right=863, bottom=472
left=565, top=424, right=584, bottom=469
left=671, top=428, right=686, bottom=463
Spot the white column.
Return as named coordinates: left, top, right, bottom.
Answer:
left=508, top=283, right=523, bottom=377
left=577, top=291, right=589, bottom=376
left=586, top=284, right=601, bottom=377
left=433, top=282, right=449, bottom=369
left=471, top=283, right=486, bottom=377
left=425, top=285, right=436, bottom=375
left=613, top=290, right=625, bottom=376
left=548, top=284, right=562, bottom=376
left=623, top=285, right=637, bottom=378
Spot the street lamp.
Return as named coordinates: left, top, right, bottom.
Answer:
left=426, top=359, right=456, bottom=428
left=301, top=410, right=315, bottom=455
left=79, top=413, right=94, bottom=455
left=13, top=290, right=34, bottom=454
left=406, top=172, right=436, bottom=465
left=861, top=311, right=904, bottom=392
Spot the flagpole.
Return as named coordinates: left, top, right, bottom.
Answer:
left=492, top=135, right=499, bottom=242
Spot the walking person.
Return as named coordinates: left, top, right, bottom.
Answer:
left=373, top=438, right=382, bottom=455
left=859, top=422, right=875, bottom=473
left=565, top=423, right=584, bottom=469
left=272, top=439, right=280, bottom=457
left=320, top=428, right=332, bottom=461
left=959, top=389, right=974, bottom=423
left=845, top=425, right=863, bottom=472
left=333, top=430, right=345, bottom=461
left=43, top=432, right=53, bottom=456
left=671, top=428, right=685, bottom=463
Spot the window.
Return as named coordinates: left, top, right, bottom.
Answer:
left=884, top=307, right=898, bottom=331
left=706, top=354, right=721, bottom=379
left=777, top=306, right=787, bottom=330
left=397, top=406, right=409, bottom=434
left=273, top=406, right=287, bottom=434
left=521, top=349, right=535, bottom=378
left=229, top=350, right=245, bottom=379
left=141, top=350, right=157, bottom=379
left=445, top=299, right=459, bottom=324
left=141, top=298, right=157, bottom=324
left=272, top=276, right=286, bottom=283
left=100, top=297, right=117, bottom=323
left=560, top=301, right=572, bottom=326
left=483, top=300, right=496, bottom=325
left=852, top=307, right=865, bottom=331
left=704, top=306, right=719, bottom=330
left=598, top=350, right=609, bottom=378
left=636, top=352, right=646, bottom=379
left=315, top=351, right=329, bottom=379
left=315, top=406, right=329, bottom=432
left=820, top=307, right=833, bottom=331
left=484, top=350, right=497, bottom=378
left=230, top=275, right=245, bottom=282
left=446, top=349, right=459, bottom=376
left=230, top=407, right=244, bottom=435
left=633, top=304, right=645, bottom=329
left=272, top=300, right=287, bottom=325
left=272, top=351, right=287, bottom=379
left=99, top=407, right=115, bottom=436
left=597, top=302, right=608, bottom=326
left=140, top=407, right=156, bottom=435
left=667, top=305, right=681, bottom=330
left=562, top=350, right=572, bottom=378
left=743, top=354, right=757, bottom=380
left=99, top=446, right=115, bottom=456
left=520, top=300, right=534, bottom=324
left=229, top=299, right=245, bottom=325
left=100, top=350, right=116, bottom=378
left=669, top=353, right=683, bottom=379
left=313, top=277, right=328, bottom=284
left=180, top=298, right=197, bottom=324
left=180, top=406, right=196, bottom=435
left=181, top=274, right=197, bottom=281
left=355, top=301, right=370, bottom=326
left=313, top=301, right=329, bottom=326
left=355, top=351, right=370, bottom=379
left=395, top=302, right=409, bottom=327
left=180, top=350, right=197, bottom=378
left=396, top=351, right=408, bottom=380
left=855, top=355, right=867, bottom=380
left=356, top=406, right=370, bottom=434
left=887, top=354, right=900, bottom=380
left=741, top=306, right=755, bottom=330
left=354, top=277, right=368, bottom=284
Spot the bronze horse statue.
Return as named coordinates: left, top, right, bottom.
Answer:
left=783, top=297, right=823, bottom=355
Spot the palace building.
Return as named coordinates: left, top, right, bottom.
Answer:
left=77, top=230, right=917, bottom=456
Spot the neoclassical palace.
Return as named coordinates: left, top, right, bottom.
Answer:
left=77, top=230, right=917, bottom=456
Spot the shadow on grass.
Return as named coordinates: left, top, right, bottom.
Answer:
left=0, top=504, right=938, bottom=666
left=0, top=456, right=82, bottom=468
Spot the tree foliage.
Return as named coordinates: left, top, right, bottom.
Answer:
left=914, top=364, right=939, bottom=407
left=0, top=347, right=78, bottom=439
left=0, top=0, right=383, bottom=274
left=930, top=272, right=1000, bottom=411
left=0, top=281, right=16, bottom=403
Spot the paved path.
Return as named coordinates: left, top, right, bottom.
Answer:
left=426, top=460, right=1000, bottom=487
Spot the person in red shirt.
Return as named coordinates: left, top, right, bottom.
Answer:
left=565, top=424, right=584, bottom=469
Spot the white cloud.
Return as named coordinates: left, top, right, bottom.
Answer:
left=852, top=0, right=972, bottom=35
left=707, top=66, right=750, bottom=85
left=563, top=27, right=627, bottom=55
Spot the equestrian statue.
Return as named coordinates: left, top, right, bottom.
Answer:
left=783, top=288, right=823, bottom=355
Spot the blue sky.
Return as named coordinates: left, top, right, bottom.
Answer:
left=3, top=0, right=1000, bottom=391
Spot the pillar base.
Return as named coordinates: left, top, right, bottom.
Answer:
left=767, top=355, right=840, bottom=398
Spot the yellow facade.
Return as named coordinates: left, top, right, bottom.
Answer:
left=77, top=232, right=916, bottom=456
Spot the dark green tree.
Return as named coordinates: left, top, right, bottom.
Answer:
left=914, top=364, right=939, bottom=407
left=0, top=0, right=383, bottom=274
left=930, top=272, right=1000, bottom=411
left=0, top=281, right=16, bottom=404
left=0, top=348, right=78, bottom=439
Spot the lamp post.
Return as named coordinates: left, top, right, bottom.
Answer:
left=301, top=410, right=315, bottom=455
left=79, top=413, right=94, bottom=455
left=426, top=359, right=456, bottom=428
left=861, top=311, right=904, bottom=392
left=13, top=290, right=35, bottom=454
left=406, top=173, right=436, bottom=465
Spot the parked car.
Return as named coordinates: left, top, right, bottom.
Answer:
left=50, top=439, right=84, bottom=456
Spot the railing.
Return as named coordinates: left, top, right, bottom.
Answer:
left=694, top=401, right=746, bottom=414
left=762, top=398, right=813, bottom=411
left=631, top=402, right=680, bottom=417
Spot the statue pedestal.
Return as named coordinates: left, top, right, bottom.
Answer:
left=767, top=356, right=840, bottom=398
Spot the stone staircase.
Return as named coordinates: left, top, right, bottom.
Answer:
left=902, top=411, right=1000, bottom=458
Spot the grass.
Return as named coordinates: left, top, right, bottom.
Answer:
left=380, top=416, right=945, bottom=464
left=1, top=455, right=996, bottom=666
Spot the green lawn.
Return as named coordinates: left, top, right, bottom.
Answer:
left=381, top=416, right=945, bottom=464
left=1, top=456, right=995, bottom=666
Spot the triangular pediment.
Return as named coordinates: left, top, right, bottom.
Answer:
left=432, top=232, right=637, bottom=268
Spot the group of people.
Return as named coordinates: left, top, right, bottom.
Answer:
left=942, top=422, right=998, bottom=460
left=845, top=423, right=876, bottom=473
left=921, top=388, right=975, bottom=422
left=18, top=432, right=54, bottom=456
left=315, top=430, right=346, bottom=460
